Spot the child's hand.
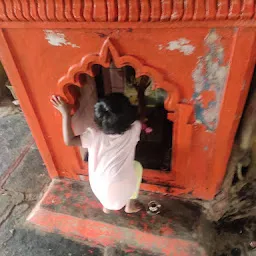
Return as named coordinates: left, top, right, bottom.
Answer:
left=51, top=95, right=71, bottom=116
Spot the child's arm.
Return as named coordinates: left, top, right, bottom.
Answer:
left=51, top=96, right=81, bottom=147
left=134, top=76, right=150, bottom=122
left=137, top=87, right=146, bottom=122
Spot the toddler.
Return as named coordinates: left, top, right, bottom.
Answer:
left=51, top=93, right=143, bottom=213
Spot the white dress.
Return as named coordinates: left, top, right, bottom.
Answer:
left=80, top=121, right=141, bottom=210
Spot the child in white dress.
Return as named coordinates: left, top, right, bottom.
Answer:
left=51, top=93, right=143, bottom=213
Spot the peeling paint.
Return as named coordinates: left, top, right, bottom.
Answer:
left=158, top=44, right=164, bottom=50
left=95, top=32, right=107, bottom=38
left=192, top=29, right=229, bottom=131
left=44, top=30, right=80, bottom=48
left=160, top=38, right=195, bottom=55
left=242, top=81, right=246, bottom=90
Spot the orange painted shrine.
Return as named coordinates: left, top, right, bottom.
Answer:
left=0, top=0, right=256, bottom=201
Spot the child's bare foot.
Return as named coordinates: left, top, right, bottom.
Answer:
left=103, top=207, right=111, bottom=214
left=125, top=199, right=142, bottom=213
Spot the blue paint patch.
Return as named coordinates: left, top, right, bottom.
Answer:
left=192, top=29, right=228, bottom=131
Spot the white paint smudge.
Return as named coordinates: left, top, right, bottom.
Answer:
left=44, top=30, right=80, bottom=48
left=159, top=38, right=195, bottom=55
left=158, top=44, right=164, bottom=50
left=192, top=29, right=229, bottom=131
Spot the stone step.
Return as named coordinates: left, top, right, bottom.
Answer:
left=27, top=178, right=210, bottom=256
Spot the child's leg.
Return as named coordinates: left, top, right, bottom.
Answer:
left=130, top=161, right=143, bottom=199
left=125, top=161, right=143, bottom=213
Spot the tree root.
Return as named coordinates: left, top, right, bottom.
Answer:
left=199, top=79, right=256, bottom=222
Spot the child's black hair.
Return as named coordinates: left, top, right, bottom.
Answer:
left=94, top=93, right=137, bottom=134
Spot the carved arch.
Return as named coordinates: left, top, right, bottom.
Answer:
left=58, top=38, right=181, bottom=112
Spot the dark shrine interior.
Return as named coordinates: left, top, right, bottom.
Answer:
left=79, top=64, right=173, bottom=171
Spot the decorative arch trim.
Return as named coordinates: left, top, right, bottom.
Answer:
left=58, top=38, right=181, bottom=111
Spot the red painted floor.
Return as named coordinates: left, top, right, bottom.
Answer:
left=28, top=178, right=209, bottom=255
